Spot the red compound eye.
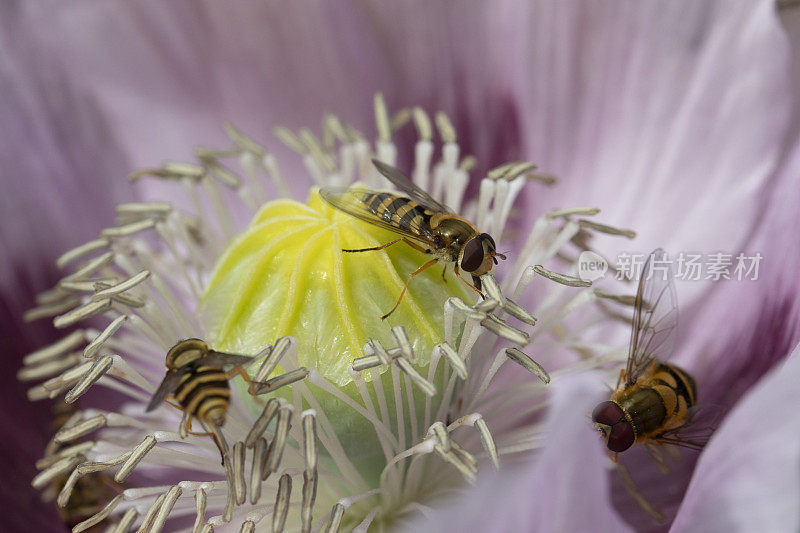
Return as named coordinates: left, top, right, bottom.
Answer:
left=592, top=401, right=624, bottom=426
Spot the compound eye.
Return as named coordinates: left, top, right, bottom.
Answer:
left=607, top=421, right=635, bottom=452
left=460, top=238, right=485, bottom=272
left=592, top=401, right=624, bottom=426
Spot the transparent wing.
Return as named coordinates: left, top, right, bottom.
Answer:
left=625, top=248, right=678, bottom=385
left=319, top=186, right=439, bottom=247
left=202, top=351, right=256, bottom=368
left=145, top=369, right=187, bottom=412
left=654, top=406, right=720, bottom=450
left=371, top=159, right=453, bottom=214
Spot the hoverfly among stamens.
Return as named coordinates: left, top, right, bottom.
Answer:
left=592, top=249, right=711, bottom=457
left=321, top=159, right=505, bottom=320
left=146, top=338, right=261, bottom=463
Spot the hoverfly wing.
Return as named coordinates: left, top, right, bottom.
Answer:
left=146, top=369, right=187, bottom=412
left=655, top=405, right=720, bottom=450
left=371, top=159, right=453, bottom=214
left=625, top=248, right=678, bottom=385
left=203, top=351, right=256, bottom=368
left=319, top=186, right=439, bottom=247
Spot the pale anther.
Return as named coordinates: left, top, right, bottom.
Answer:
left=324, top=503, right=345, bottom=533
left=232, top=442, right=246, bottom=505
left=533, top=264, right=592, bottom=287
left=503, top=297, right=537, bottom=325
left=53, top=298, right=112, bottom=329
left=240, top=521, right=255, bottom=533
left=273, top=473, right=293, bottom=533
left=480, top=314, right=530, bottom=345
left=138, top=492, right=167, bottom=532
left=546, top=206, right=601, bottom=219
left=62, top=251, right=114, bottom=282
left=64, top=355, right=114, bottom=403
left=151, top=485, right=183, bottom=533
left=436, top=343, right=468, bottom=380
left=480, top=274, right=506, bottom=307
left=474, top=417, right=500, bottom=470
left=56, top=238, right=110, bottom=269
left=112, top=508, right=139, bottom=533
left=72, top=493, right=123, bottom=533
left=115, top=435, right=157, bottom=482
left=23, top=330, right=85, bottom=366
left=249, top=438, right=267, bottom=504
left=373, top=93, right=391, bottom=143
left=302, top=410, right=318, bottom=474
left=92, top=270, right=150, bottom=300
left=54, top=414, right=106, bottom=444
left=505, top=348, right=550, bottom=384
left=253, top=367, right=309, bottom=395
left=31, top=454, right=84, bottom=489
left=395, top=357, right=436, bottom=397
left=245, top=398, right=280, bottom=448
left=84, top=315, right=128, bottom=358
left=445, top=297, right=486, bottom=321
left=593, top=288, right=637, bottom=306
left=434, top=111, right=456, bottom=144
left=100, top=217, right=156, bottom=238
left=301, top=470, right=318, bottom=533
left=578, top=219, right=636, bottom=239
left=391, top=326, right=415, bottom=361
left=194, top=488, right=207, bottom=533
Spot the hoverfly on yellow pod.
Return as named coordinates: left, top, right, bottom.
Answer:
left=320, top=159, right=505, bottom=320
left=592, top=249, right=712, bottom=458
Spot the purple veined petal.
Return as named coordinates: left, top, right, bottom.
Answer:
left=410, top=372, right=632, bottom=533
left=670, top=342, right=800, bottom=532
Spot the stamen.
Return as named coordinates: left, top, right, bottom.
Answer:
left=445, top=297, right=487, bottom=321
left=232, top=442, right=246, bottom=505
left=23, top=297, right=81, bottom=323
left=390, top=108, right=411, bottom=132
left=245, top=398, right=280, bottom=448
left=240, top=521, right=256, bottom=533
left=53, top=298, right=112, bottom=329
left=533, top=265, right=592, bottom=287
left=369, top=339, right=392, bottom=366
left=473, top=297, right=499, bottom=314
left=503, top=297, right=538, bottom=326
left=17, top=353, right=81, bottom=382
left=116, top=201, right=172, bottom=218
left=54, top=414, right=106, bottom=444
left=273, top=126, right=308, bottom=154
left=395, top=357, right=436, bottom=397
left=92, top=270, right=151, bottom=300
left=36, top=441, right=93, bottom=470
left=112, top=508, right=139, bottom=533
left=391, top=326, right=415, bottom=361
left=200, top=524, right=215, bottom=533
left=578, top=219, right=636, bottom=239
left=31, top=454, right=84, bottom=489
left=72, top=493, right=123, bottom=533
left=324, top=503, right=346, bottom=533
left=301, top=470, right=318, bottom=533
left=302, top=410, right=318, bottom=473
left=84, top=315, right=128, bottom=358
left=593, top=289, right=637, bottom=306
left=62, top=251, right=114, bottom=282
left=480, top=314, right=530, bottom=345
left=151, top=485, right=183, bottom=532
left=434, top=112, right=456, bottom=144
left=249, top=438, right=267, bottom=504
left=474, top=417, right=500, bottom=470
left=264, top=406, right=293, bottom=478
left=194, top=488, right=207, bottom=533
left=139, top=492, right=168, bottom=532
left=436, top=343, right=468, bottom=380
left=93, top=281, right=145, bottom=308
left=505, top=348, right=551, bottom=384
left=252, top=337, right=294, bottom=384
left=115, top=435, right=157, bottom=482
left=546, top=206, right=601, bottom=219
left=480, top=275, right=506, bottom=307
left=64, top=355, right=114, bottom=403
left=101, top=218, right=157, bottom=238
left=196, top=150, right=242, bottom=188
left=272, top=473, right=292, bottom=533
left=56, top=238, right=110, bottom=269
left=23, top=330, right=85, bottom=366
left=253, top=367, right=309, bottom=395
left=373, top=93, right=391, bottom=144
left=412, top=107, right=432, bottom=141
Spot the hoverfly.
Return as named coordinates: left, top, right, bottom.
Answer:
left=592, top=249, right=709, bottom=456
left=321, top=159, right=505, bottom=319
left=146, top=338, right=258, bottom=463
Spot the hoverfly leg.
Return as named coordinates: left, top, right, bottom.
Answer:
left=616, top=369, right=626, bottom=389
left=615, top=462, right=666, bottom=522
left=224, top=365, right=264, bottom=396
left=381, top=258, right=439, bottom=320
left=342, top=237, right=403, bottom=253
left=453, top=266, right=485, bottom=298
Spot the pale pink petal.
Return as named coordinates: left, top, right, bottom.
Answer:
left=671, top=343, right=800, bottom=532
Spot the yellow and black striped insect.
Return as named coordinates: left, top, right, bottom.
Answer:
left=592, top=249, right=708, bottom=455
left=146, top=338, right=257, bottom=462
left=321, top=159, right=505, bottom=319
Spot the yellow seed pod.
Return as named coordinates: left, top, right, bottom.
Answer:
left=200, top=188, right=472, bottom=385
